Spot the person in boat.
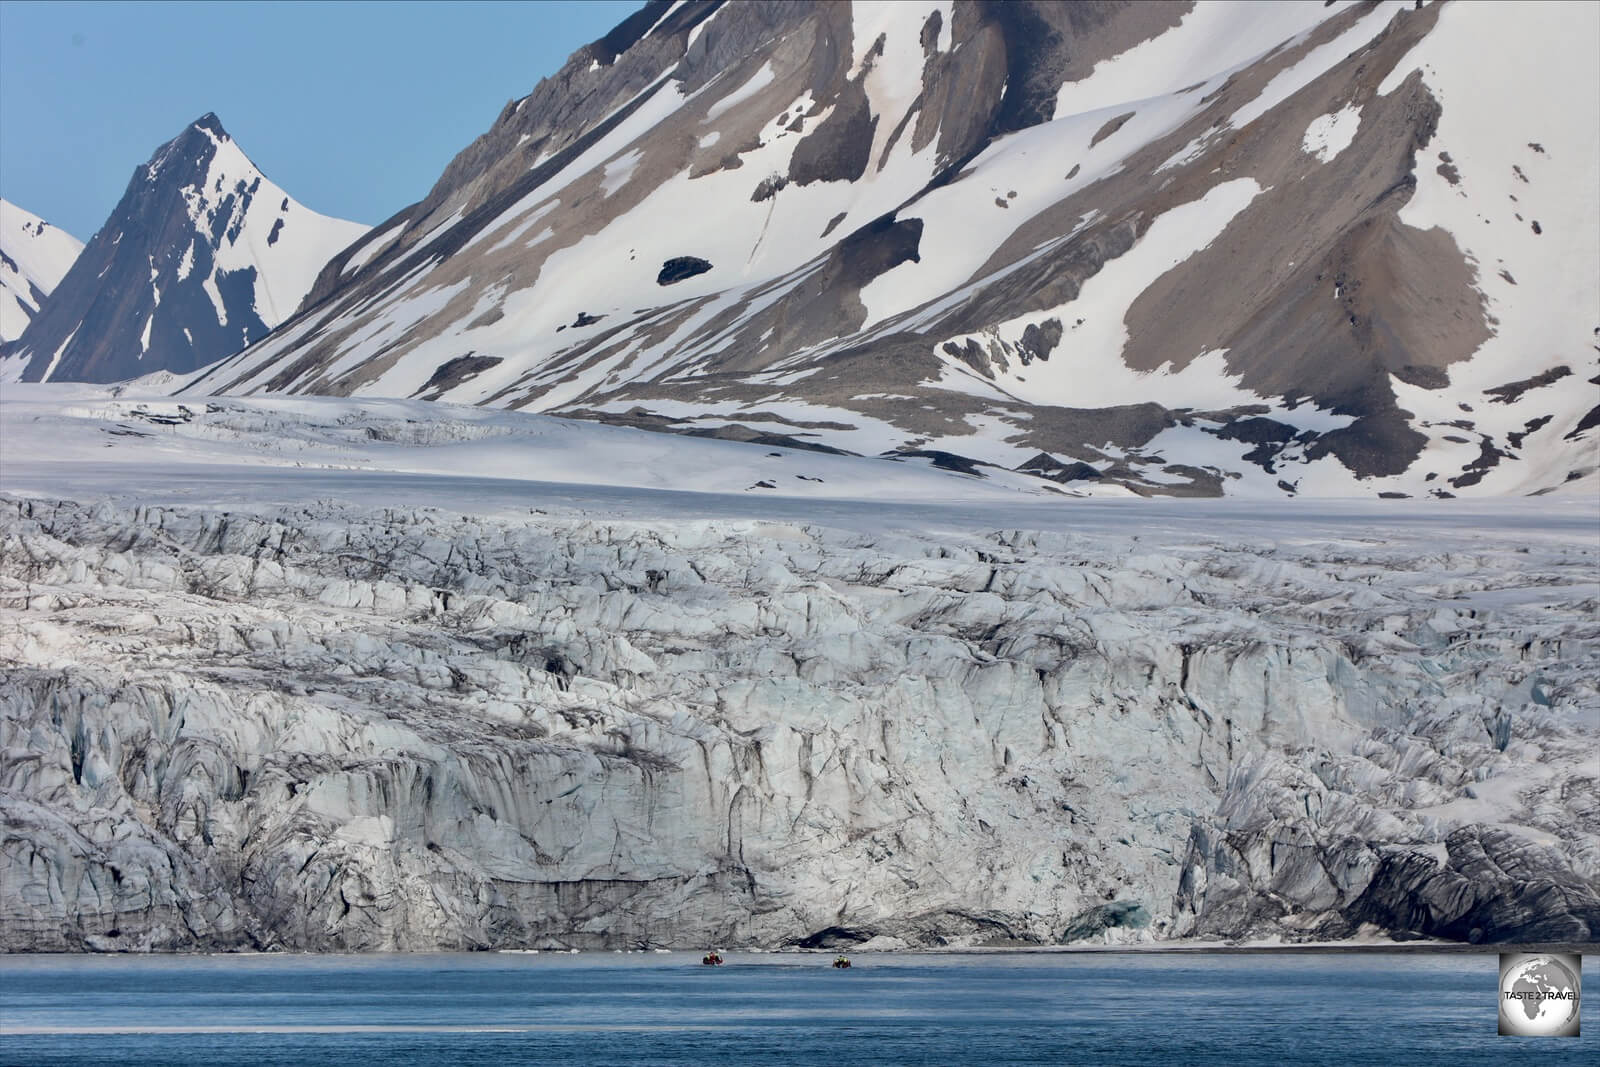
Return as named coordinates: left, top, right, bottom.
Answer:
left=833, top=954, right=850, bottom=968
left=702, top=950, right=723, bottom=965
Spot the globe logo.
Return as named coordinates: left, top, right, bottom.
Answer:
left=1499, top=953, right=1581, bottom=1037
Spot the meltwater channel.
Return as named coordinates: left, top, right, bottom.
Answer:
left=0, top=950, right=1591, bottom=1065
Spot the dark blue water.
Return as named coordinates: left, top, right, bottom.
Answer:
left=0, top=951, right=1590, bottom=1065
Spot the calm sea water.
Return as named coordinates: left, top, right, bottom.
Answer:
left=0, top=950, right=1590, bottom=1065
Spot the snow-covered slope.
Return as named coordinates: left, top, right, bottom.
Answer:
left=187, top=0, right=1599, bottom=498
left=0, top=200, right=82, bottom=354
left=1, top=386, right=1596, bottom=951
left=2, top=115, right=367, bottom=384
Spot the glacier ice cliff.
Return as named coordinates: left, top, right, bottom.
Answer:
left=2, top=494, right=1596, bottom=951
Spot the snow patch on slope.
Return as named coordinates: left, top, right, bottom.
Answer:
left=342, top=219, right=405, bottom=276
left=706, top=62, right=775, bottom=122
left=1301, top=105, right=1362, bottom=162
left=1228, top=3, right=1400, bottom=132
left=1053, top=1, right=1355, bottom=120
left=601, top=148, right=645, bottom=196
left=36, top=325, right=80, bottom=384
left=853, top=1, right=941, bottom=166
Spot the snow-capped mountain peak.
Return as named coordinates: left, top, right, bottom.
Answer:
left=0, top=199, right=82, bottom=355
left=2, top=113, right=367, bottom=384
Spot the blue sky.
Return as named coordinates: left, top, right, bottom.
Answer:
left=0, top=0, right=641, bottom=240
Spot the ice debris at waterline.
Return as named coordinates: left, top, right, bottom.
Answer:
left=2, top=490, right=1596, bottom=952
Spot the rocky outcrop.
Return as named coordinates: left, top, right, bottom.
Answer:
left=2, top=492, right=1594, bottom=951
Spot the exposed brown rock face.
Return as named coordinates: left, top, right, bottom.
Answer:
left=185, top=1, right=1598, bottom=498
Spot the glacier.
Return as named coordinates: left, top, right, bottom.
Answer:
left=1, top=389, right=1595, bottom=951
